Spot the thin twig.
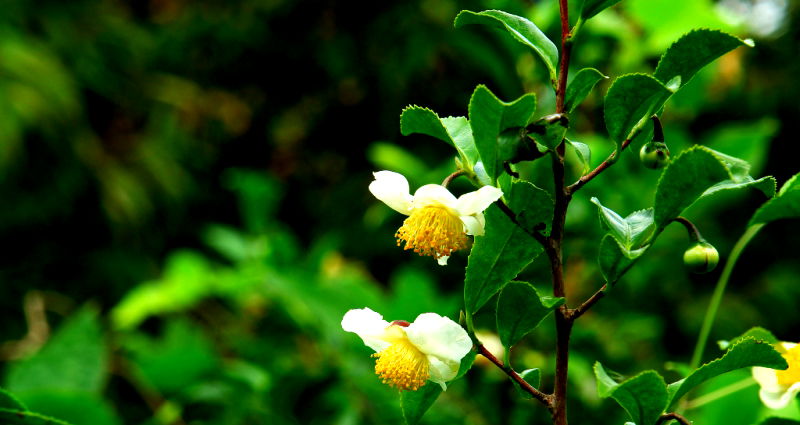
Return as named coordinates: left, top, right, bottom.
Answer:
left=570, top=284, right=607, bottom=320
left=442, top=170, right=466, bottom=188
left=656, top=412, right=692, bottom=425
left=477, top=344, right=552, bottom=408
left=567, top=137, right=633, bottom=194
left=494, top=199, right=548, bottom=247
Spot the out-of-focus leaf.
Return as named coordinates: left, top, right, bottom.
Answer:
left=580, top=0, right=623, bottom=20
left=565, top=68, right=608, bottom=113
left=750, top=172, right=800, bottom=226
left=604, top=74, right=673, bottom=146
left=400, top=351, right=475, bottom=425
left=0, top=388, right=26, bottom=410
left=654, top=29, right=750, bottom=89
left=667, top=338, right=787, bottom=407
left=760, top=419, right=800, bottom=425
left=496, top=281, right=564, bottom=348
left=400, top=107, right=479, bottom=168
left=368, top=142, right=429, bottom=180
left=0, top=409, right=71, bottom=425
left=16, top=393, right=120, bottom=425
left=512, top=369, right=542, bottom=399
left=591, top=198, right=654, bottom=250
left=455, top=10, right=559, bottom=83
left=595, top=363, right=668, bottom=425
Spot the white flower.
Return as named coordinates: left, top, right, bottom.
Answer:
left=753, top=341, right=800, bottom=409
left=368, top=170, right=503, bottom=265
left=341, top=307, right=473, bottom=391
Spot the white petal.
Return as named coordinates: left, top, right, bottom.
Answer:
left=412, top=184, right=458, bottom=209
left=455, top=186, right=503, bottom=216
left=780, top=342, right=798, bottom=352
left=427, top=355, right=459, bottom=391
left=405, top=313, right=472, bottom=364
left=759, top=382, right=800, bottom=409
left=341, top=308, right=391, bottom=352
left=436, top=255, right=449, bottom=266
left=460, top=215, right=484, bottom=236
left=369, top=171, right=413, bottom=215
left=753, top=366, right=783, bottom=394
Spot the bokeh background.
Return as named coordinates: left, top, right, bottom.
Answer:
left=1, top=0, right=799, bottom=424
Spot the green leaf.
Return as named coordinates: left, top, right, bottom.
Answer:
left=591, top=198, right=654, bottom=250
left=604, top=74, right=673, bottom=145
left=400, top=351, right=475, bottom=425
left=0, top=388, right=26, bottom=410
left=468, top=86, right=537, bottom=182
left=719, top=327, right=779, bottom=350
left=667, top=338, right=788, bottom=407
left=565, top=68, right=608, bottom=113
left=0, top=408, right=72, bottom=425
left=598, top=235, right=648, bottom=285
left=750, top=172, right=800, bottom=226
left=760, top=419, right=800, bottom=425
left=464, top=181, right=551, bottom=314
left=16, top=393, right=120, bottom=425
left=595, top=363, right=668, bottom=425
left=5, top=307, right=107, bottom=394
left=653, top=146, right=731, bottom=229
left=455, top=10, right=559, bottom=84
left=580, top=0, right=623, bottom=20
left=400, top=106, right=479, bottom=168
left=654, top=29, right=750, bottom=89
left=512, top=369, right=542, bottom=399
left=527, top=113, right=568, bottom=151
left=496, top=282, right=564, bottom=348
left=566, top=139, right=592, bottom=174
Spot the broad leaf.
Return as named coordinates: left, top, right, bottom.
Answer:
left=455, top=10, right=559, bottom=84
left=400, top=351, right=475, bottom=425
left=564, top=67, right=607, bottom=113
left=567, top=139, right=592, bottom=174
left=496, top=281, right=564, bottom=348
left=604, top=74, right=673, bottom=145
left=591, top=198, right=654, bottom=250
left=719, top=327, right=779, bottom=350
left=0, top=388, right=25, bottom=410
left=598, top=235, right=647, bottom=285
left=468, top=86, right=537, bottom=182
left=512, top=368, right=542, bottom=399
left=653, top=146, right=731, bottom=229
left=400, top=106, right=479, bottom=168
left=0, top=409, right=71, bottom=425
left=750, top=172, right=800, bottom=226
left=527, top=114, right=568, bottom=151
left=595, top=363, right=668, bottom=425
left=464, top=181, right=551, bottom=314
left=667, top=338, right=787, bottom=407
left=654, top=29, right=751, bottom=89
left=580, top=0, right=623, bottom=20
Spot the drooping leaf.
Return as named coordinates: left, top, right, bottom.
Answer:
left=604, top=74, right=673, bottom=146
left=0, top=388, right=26, bottom=410
left=580, top=0, right=623, bottom=20
left=564, top=67, right=608, bottom=112
left=598, top=235, right=648, bottom=285
left=595, top=363, right=668, bottom=425
left=653, top=146, right=731, bottom=229
left=468, top=86, right=537, bottom=182
left=566, top=139, right=592, bottom=174
left=400, top=106, right=480, bottom=168
left=749, top=172, right=800, bottom=226
left=591, top=198, right=654, bottom=250
left=654, top=29, right=751, bottom=89
left=496, top=281, right=564, bottom=348
left=0, top=409, right=72, bottom=425
left=464, top=181, right=551, bottom=314
left=455, top=10, right=559, bottom=84
left=400, top=351, right=475, bottom=425
left=512, top=368, right=542, bottom=399
left=667, top=338, right=787, bottom=407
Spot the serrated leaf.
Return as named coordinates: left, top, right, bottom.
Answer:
left=0, top=408, right=72, bottom=425
left=595, top=363, right=668, bottom=425
left=567, top=139, right=592, bottom=174
left=654, top=29, right=749, bottom=89
left=400, top=107, right=479, bottom=168
left=0, top=388, right=26, bottom=410
left=565, top=68, right=607, bottom=113
left=496, top=282, right=564, bottom=348
left=580, top=0, right=623, bottom=20
left=719, top=327, right=779, bottom=350
left=464, top=181, right=551, bottom=314
left=667, top=338, right=787, bottom=407
left=653, top=146, right=731, bottom=229
left=598, top=235, right=648, bottom=285
left=455, top=10, right=559, bottom=84
left=512, top=368, right=542, bottom=399
left=400, top=351, right=475, bottom=425
left=468, top=86, right=537, bottom=182
left=749, top=172, right=800, bottom=226
left=604, top=74, right=673, bottom=146
left=591, top=198, right=654, bottom=250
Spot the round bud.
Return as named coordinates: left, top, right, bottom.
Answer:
left=683, top=242, right=719, bottom=274
left=639, top=142, right=670, bottom=169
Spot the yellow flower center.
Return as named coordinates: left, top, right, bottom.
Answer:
left=777, top=344, right=800, bottom=387
left=395, top=205, right=468, bottom=260
left=372, top=326, right=430, bottom=391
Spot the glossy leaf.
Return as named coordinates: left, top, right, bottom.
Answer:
left=750, top=172, right=800, bottom=226
left=468, top=86, right=537, bottom=181
left=667, top=338, right=787, bottom=407
left=591, top=198, right=654, bottom=250
left=455, top=10, right=559, bottom=83
left=719, top=327, right=779, bottom=350
left=567, top=139, right=592, bottom=173
left=496, top=281, right=564, bottom=348
left=595, top=363, right=668, bottom=425
left=598, top=235, right=647, bottom=285
left=400, top=351, right=475, bottom=425
left=527, top=114, right=568, bottom=151
left=604, top=74, right=673, bottom=145
left=512, top=369, right=542, bottom=399
left=654, top=29, right=750, bottom=89
left=400, top=106, right=479, bottom=167
left=564, top=67, right=607, bottom=112
left=580, top=0, right=623, bottom=20
left=464, top=181, right=551, bottom=314
left=0, top=409, right=71, bottom=425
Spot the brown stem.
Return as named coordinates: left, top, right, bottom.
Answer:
left=556, top=0, right=571, bottom=114
left=442, top=170, right=466, bottom=188
left=567, top=137, right=633, bottom=194
left=477, top=344, right=552, bottom=407
left=570, top=284, right=607, bottom=320
left=656, top=412, right=692, bottom=425
left=672, top=216, right=704, bottom=243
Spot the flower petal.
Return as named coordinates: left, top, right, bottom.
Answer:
left=427, top=355, right=459, bottom=391
left=460, top=215, right=484, bottom=236
left=412, top=184, right=458, bottom=209
left=455, top=186, right=503, bottom=216
left=341, top=308, right=392, bottom=352
left=406, top=313, right=472, bottom=365
left=369, top=171, right=413, bottom=215
left=758, top=381, right=800, bottom=409
left=753, top=366, right=782, bottom=393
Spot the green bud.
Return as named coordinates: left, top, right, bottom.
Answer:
left=683, top=242, right=719, bottom=274
left=639, top=142, right=670, bottom=169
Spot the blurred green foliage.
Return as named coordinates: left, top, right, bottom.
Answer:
left=1, top=0, right=799, bottom=424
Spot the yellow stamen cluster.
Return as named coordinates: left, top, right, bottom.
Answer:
left=395, top=205, right=468, bottom=260
left=372, top=338, right=430, bottom=391
left=777, top=344, right=800, bottom=387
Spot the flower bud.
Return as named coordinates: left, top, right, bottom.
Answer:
left=683, top=242, right=719, bottom=274
left=639, top=142, right=670, bottom=169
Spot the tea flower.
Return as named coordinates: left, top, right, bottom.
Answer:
left=752, top=341, right=800, bottom=409
left=341, top=307, right=472, bottom=391
left=369, top=170, right=503, bottom=265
